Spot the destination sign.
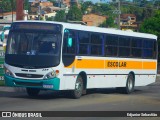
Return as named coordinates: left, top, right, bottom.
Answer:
left=12, top=22, right=62, bottom=32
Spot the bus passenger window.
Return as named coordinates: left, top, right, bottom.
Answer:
left=105, top=35, right=118, bottom=56
left=142, top=40, right=154, bottom=58
left=105, top=46, right=117, bottom=56
left=78, top=31, right=90, bottom=55
left=90, top=33, right=103, bottom=56
left=131, top=38, right=142, bottom=58
left=118, top=36, right=131, bottom=57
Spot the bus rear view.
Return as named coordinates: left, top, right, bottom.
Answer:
left=4, top=21, right=62, bottom=96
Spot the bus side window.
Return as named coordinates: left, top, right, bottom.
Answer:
left=90, top=33, right=104, bottom=56
left=153, top=40, right=157, bottom=59
left=131, top=38, right=142, bottom=58
left=78, top=31, right=90, bottom=55
left=142, top=39, right=154, bottom=59
left=118, top=36, right=130, bottom=57
left=105, top=35, right=118, bottom=56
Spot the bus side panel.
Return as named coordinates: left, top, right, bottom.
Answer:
left=62, top=68, right=77, bottom=90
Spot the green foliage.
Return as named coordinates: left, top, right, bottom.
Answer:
left=54, top=10, right=66, bottom=22
left=92, top=3, right=114, bottom=16
left=140, top=10, right=160, bottom=38
left=67, top=5, right=82, bottom=21
left=0, top=81, right=4, bottom=86
left=81, top=1, right=93, bottom=14
left=46, top=17, right=54, bottom=21
left=24, top=0, right=30, bottom=10
left=106, top=16, right=117, bottom=28
left=1, top=0, right=29, bottom=12
left=140, top=10, right=160, bottom=60
left=1, top=0, right=16, bottom=12
left=99, top=16, right=118, bottom=28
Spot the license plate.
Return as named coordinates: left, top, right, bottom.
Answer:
left=43, top=84, right=53, bottom=88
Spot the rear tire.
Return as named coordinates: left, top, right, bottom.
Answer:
left=26, top=88, right=40, bottom=97
left=71, top=76, right=83, bottom=99
left=124, top=74, right=135, bottom=94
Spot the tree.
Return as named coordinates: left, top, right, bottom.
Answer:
left=140, top=10, right=160, bottom=60
left=54, top=10, right=66, bottom=22
left=1, top=0, right=16, bottom=12
left=46, top=17, right=54, bottom=21
left=106, top=16, right=117, bottom=28
left=140, top=10, right=160, bottom=38
left=81, top=1, right=93, bottom=14
left=67, top=5, right=82, bottom=21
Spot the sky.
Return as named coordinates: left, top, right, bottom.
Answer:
left=83, top=0, right=133, bottom=4
left=84, top=0, right=111, bottom=3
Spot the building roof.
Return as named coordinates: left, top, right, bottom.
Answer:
left=120, top=14, right=136, bottom=19
left=2, top=12, right=16, bottom=16
left=40, top=1, right=53, bottom=7
left=83, top=13, right=108, bottom=18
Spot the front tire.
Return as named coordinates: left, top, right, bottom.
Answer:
left=71, top=76, right=83, bottom=99
left=26, top=88, right=40, bottom=97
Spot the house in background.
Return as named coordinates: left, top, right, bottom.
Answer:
left=0, top=12, right=16, bottom=23
left=28, top=1, right=61, bottom=20
left=120, top=14, right=138, bottom=31
left=83, top=13, right=107, bottom=26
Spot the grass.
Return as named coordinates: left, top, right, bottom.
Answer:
left=0, top=80, right=4, bottom=86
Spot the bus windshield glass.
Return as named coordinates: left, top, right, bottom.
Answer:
left=5, top=23, right=62, bottom=68
left=7, top=31, right=61, bottom=56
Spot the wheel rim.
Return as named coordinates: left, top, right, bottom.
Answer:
left=75, top=80, right=82, bottom=95
left=128, top=76, right=133, bottom=91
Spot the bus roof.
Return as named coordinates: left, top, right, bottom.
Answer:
left=13, top=21, right=157, bottom=40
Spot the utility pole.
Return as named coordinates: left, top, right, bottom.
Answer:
left=118, top=0, right=121, bottom=29
left=11, top=0, right=13, bottom=22
left=113, top=0, right=121, bottom=29
left=0, top=0, right=3, bottom=19
left=16, top=0, right=24, bottom=20
left=38, top=1, right=41, bottom=20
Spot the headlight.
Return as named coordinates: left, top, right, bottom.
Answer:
left=43, top=70, right=59, bottom=79
left=4, top=66, right=14, bottom=77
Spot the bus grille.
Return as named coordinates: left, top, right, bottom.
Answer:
left=14, top=81, right=42, bottom=87
left=15, top=73, right=43, bottom=78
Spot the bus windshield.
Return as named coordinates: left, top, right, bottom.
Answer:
left=5, top=30, right=62, bottom=68
left=7, top=31, right=61, bottom=55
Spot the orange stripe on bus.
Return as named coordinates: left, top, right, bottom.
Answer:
left=105, top=60, right=119, bottom=69
left=143, top=61, right=157, bottom=69
left=118, top=60, right=142, bottom=69
left=76, top=59, right=104, bottom=69
left=64, top=59, right=156, bottom=70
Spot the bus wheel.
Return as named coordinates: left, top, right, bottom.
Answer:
left=125, top=74, right=135, bottom=94
left=26, top=88, right=40, bottom=97
left=71, top=76, right=83, bottom=99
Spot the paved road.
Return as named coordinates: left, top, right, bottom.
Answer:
left=0, top=77, right=160, bottom=120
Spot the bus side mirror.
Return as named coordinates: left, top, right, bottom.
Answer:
left=67, top=37, right=72, bottom=47
left=64, top=29, right=73, bottom=47
left=0, top=32, right=4, bottom=42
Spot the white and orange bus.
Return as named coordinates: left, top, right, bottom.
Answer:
left=4, top=21, right=157, bottom=98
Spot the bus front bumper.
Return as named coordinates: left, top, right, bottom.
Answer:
left=4, top=75, right=60, bottom=90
